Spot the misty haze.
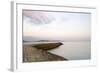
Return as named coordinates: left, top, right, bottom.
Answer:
left=22, top=10, right=91, bottom=62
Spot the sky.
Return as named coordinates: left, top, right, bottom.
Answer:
left=23, top=10, right=91, bottom=41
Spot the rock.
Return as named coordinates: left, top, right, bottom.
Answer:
left=32, top=42, right=63, bottom=50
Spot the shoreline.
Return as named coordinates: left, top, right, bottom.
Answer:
left=23, top=42, right=68, bottom=62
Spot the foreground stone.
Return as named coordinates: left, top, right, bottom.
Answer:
left=32, top=42, right=63, bottom=50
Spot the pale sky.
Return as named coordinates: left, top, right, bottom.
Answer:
left=23, top=10, right=91, bottom=41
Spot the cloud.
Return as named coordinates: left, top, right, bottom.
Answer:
left=23, top=10, right=55, bottom=25
left=23, top=10, right=91, bottom=41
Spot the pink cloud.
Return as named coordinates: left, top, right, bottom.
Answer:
left=23, top=10, right=54, bottom=24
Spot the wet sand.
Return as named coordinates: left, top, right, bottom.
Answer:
left=23, top=43, right=67, bottom=62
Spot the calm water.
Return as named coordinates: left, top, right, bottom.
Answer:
left=24, top=41, right=91, bottom=60
left=49, top=41, right=91, bottom=60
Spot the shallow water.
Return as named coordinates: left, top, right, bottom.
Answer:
left=48, top=41, right=91, bottom=60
